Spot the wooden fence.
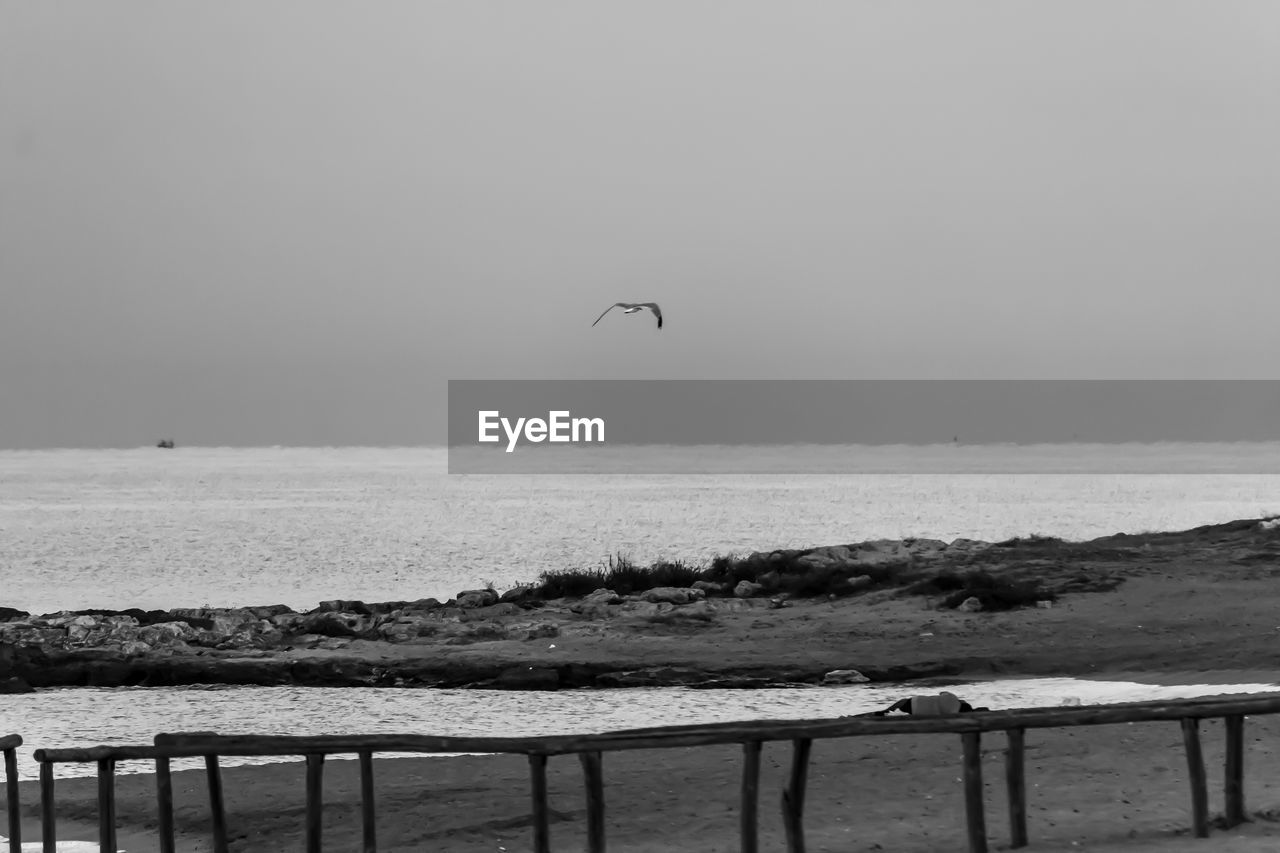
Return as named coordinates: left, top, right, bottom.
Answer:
left=17, top=692, right=1280, bottom=853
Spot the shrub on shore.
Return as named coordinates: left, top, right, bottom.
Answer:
left=532, top=551, right=906, bottom=601
left=534, top=555, right=701, bottom=598
left=906, top=569, right=1054, bottom=611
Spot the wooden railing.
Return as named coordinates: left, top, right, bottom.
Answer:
left=24, top=693, right=1280, bottom=853
left=2, top=734, right=21, bottom=853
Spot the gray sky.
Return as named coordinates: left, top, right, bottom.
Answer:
left=3, top=2, right=1279, bottom=448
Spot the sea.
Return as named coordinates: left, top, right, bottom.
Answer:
left=2, top=442, right=1280, bottom=779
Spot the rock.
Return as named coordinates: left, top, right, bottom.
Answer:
left=768, top=598, right=789, bottom=609
left=957, top=596, right=984, bottom=612
left=378, top=618, right=436, bottom=643
left=744, top=548, right=803, bottom=566
left=640, top=587, right=706, bottom=605
left=65, top=614, right=104, bottom=643
left=0, top=625, right=67, bottom=648
left=315, top=600, right=372, bottom=615
left=821, top=669, right=870, bottom=685
left=846, top=574, right=874, bottom=591
left=295, top=611, right=378, bottom=639
left=584, top=588, right=622, bottom=605
left=0, top=607, right=29, bottom=622
left=269, top=612, right=309, bottom=633
left=902, top=538, right=950, bottom=558
left=118, top=640, right=152, bottom=658
left=498, top=585, right=538, bottom=604
left=691, top=580, right=724, bottom=593
left=460, top=603, right=523, bottom=620
left=455, top=589, right=500, bottom=609
left=1036, top=600, right=1053, bottom=609
left=947, top=538, right=992, bottom=554
left=734, top=581, right=763, bottom=598
left=168, top=608, right=258, bottom=638
left=400, top=598, right=443, bottom=613
left=0, top=676, right=34, bottom=694
left=570, top=588, right=623, bottom=616
left=138, top=622, right=199, bottom=648
left=848, top=540, right=913, bottom=565
left=227, top=620, right=285, bottom=649
left=358, top=600, right=411, bottom=615
left=803, top=546, right=854, bottom=566
left=247, top=604, right=296, bottom=619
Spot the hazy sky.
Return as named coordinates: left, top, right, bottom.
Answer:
left=3, top=2, right=1279, bottom=448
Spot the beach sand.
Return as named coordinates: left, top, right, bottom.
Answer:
left=4, top=712, right=1280, bottom=852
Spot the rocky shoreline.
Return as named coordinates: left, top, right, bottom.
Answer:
left=4, top=515, right=1279, bottom=692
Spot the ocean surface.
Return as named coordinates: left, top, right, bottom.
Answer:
left=2, top=443, right=1280, bottom=614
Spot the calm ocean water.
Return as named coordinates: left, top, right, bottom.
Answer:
left=2, top=443, right=1280, bottom=614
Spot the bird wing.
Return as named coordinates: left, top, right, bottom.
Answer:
left=642, top=303, right=662, bottom=328
left=591, top=303, right=626, bottom=327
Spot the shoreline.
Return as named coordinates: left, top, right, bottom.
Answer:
left=4, top=515, right=1280, bottom=692
left=8, top=713, right=1280, bottom=853
left=8, top=673, right=1280, bottom=783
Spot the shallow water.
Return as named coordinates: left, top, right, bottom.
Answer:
left=3, top=677, right=1277, bottom=781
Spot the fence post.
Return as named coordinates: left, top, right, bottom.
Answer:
left=205, top=754, right=229, bottom=853
left=781, top=737, right=812, bottom=853
left=1004, top=728, right=1028, bottom=848
left=961, top=732, right=988, bottom=853
left=97, top=759, right=117, bottom=853
left=741, top=740, right=762, bottom=853
left=580, top=751, right=606, bottom=853
left=4, top=744, right=20, bottom=851
left=39, top=761, right=55, bottom=853
left=1224, top=715, right=1246, bottom=827
left=1180, top=718, right=1209, bottom=838
left=156, top=755, right=176, bottom=853
left=306, top=753, right=325, bottom=853
left=358, top=749, right=377, bottom=853
left=529, top=754, right=551, bottom=853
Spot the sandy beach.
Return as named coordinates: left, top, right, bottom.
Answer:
left=6, top=713, right=1280, bottom=852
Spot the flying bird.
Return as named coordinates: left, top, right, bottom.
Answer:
left=591, top=302, right=663, bottom=329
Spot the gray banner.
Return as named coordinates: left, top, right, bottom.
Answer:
left=447, top=380, right=1280, bottom=474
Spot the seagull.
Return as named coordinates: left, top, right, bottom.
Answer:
left=591, top=302, right=662, bottom=329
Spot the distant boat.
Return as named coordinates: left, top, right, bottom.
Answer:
left=156, top=439, right=175, bottom=449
